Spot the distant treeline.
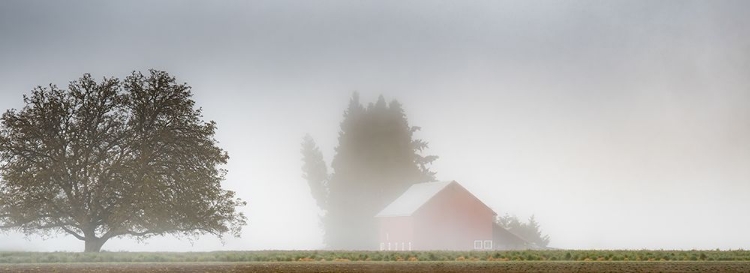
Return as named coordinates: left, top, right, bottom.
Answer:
left=1, top=250, right=749, bottom=263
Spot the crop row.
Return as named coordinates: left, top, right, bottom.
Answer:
left=0, top=250, right=749, bottom=263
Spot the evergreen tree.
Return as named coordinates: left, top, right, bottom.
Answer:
left=526, top=215, right=550, bottom=247
left=497, top=213, right=550, bottom=248
left=301, top=134, right=329, bottom=211
left=303, top=93, right=437, bottom=249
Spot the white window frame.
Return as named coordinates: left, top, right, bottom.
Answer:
left=473, top=240, right=483, bottom=250
left=381, top=242, right=413, bottom=251
left=483, top=240, right=493, bottom=249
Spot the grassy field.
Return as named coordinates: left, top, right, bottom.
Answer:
left=1, top=249, right=749, bottom=263
left=3, top=261, right=750, bottom=273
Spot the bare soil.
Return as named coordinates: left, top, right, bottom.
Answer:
left=2, top=261, right=750, bottom=273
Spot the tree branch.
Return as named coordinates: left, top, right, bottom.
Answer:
left=59, top=225, right=86, bottom=241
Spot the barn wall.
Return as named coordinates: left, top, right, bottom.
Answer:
left=412, top=183, right=495, bottom=250
left=378, top=216, right=413, bottom=250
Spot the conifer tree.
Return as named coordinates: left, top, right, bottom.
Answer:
left=497, top=214, right=550, bottom=248
left=302, top=93, right=436, bottom=249
left=301, top=134, right=329, bottom=211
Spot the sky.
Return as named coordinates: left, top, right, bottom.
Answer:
left=1, top=0, right=749, bottom=251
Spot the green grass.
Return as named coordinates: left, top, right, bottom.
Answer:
left=0, top=250, right=748, bottom=263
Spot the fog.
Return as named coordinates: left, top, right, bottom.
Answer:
left=1, top=0, right=749, bottom=251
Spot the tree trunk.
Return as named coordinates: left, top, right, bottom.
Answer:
left=84, top=237, right=106, bottom=252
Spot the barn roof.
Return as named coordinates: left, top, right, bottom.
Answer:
left=375, top=181, right=453, bottom=217
left=493, top=222, right=529, bottom=247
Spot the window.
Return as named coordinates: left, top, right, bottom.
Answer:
left=382, top=242, right=412, bottom=251
left=473, top=240, right=482, bottom=250
left=483, top=240, right=493, bottom=250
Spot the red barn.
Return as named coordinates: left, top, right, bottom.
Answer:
left=375, top=180, right=527, bottom=250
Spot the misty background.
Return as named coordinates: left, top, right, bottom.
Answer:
left=1, top=0, right=749, bottom=251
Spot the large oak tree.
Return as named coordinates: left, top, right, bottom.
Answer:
left=0, top=70, right=246, bottom=252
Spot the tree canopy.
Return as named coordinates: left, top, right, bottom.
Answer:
left=0, top=70, right=246, bottom=252
left=302, top=93, right=437, bottom=249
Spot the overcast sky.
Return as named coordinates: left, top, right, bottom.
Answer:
left=1, top=0, right=749, bottom=251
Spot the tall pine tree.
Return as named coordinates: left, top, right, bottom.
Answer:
left=301, top=134, right=329, bottom=211
left=302, top=93, right=436, bottom=249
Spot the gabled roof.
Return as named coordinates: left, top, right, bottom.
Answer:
left=493, top=222, right=529, bottom=246
left=375, top=181, right=454, bottom=217
left=375, top=179, right=499, bottom=218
